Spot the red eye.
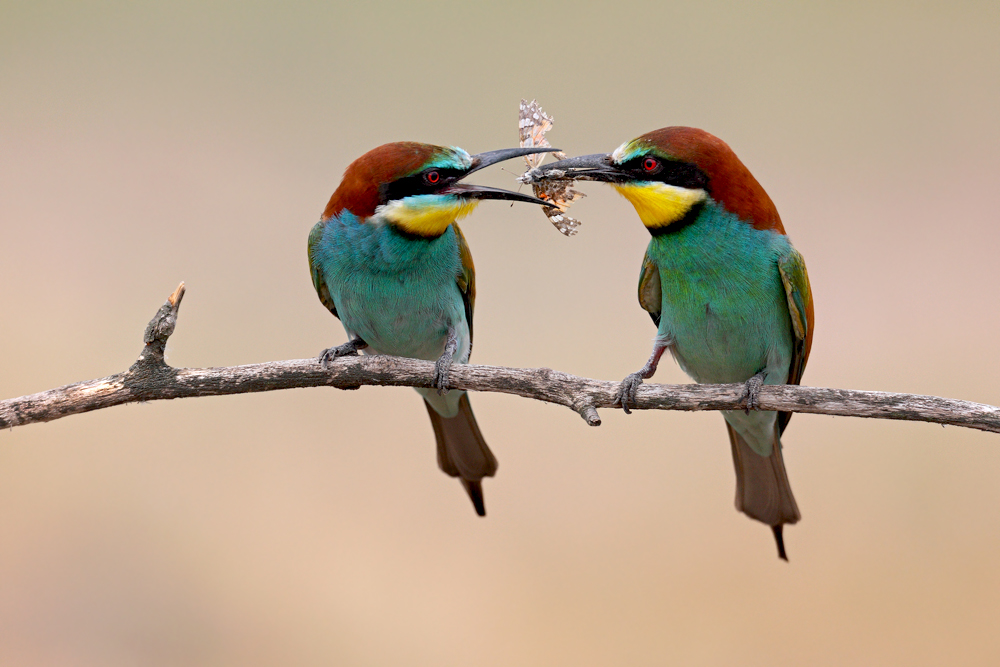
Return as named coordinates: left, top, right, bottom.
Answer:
left=642, top=157, right=659, bottom=172
left=425, top=170, right=441, bottom=184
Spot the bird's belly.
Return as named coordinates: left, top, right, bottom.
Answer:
left=335, top=272, right=469, bottom=363
left=655, top=252, right=793, bottom=385
left=665, top=300, right=782, bottom=384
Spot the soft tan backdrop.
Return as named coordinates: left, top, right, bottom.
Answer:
left=2, top=1, right=999, bottom=664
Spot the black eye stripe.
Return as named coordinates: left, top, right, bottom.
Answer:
left=622, top=156, right=709, bottom=190
left=379, top=168, right=464, bottom=205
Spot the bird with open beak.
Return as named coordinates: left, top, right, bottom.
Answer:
left=309, top=142, right=558, bottom=515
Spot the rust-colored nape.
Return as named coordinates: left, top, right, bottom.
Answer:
left=322, top=142, right=442, bottom=220
left=637, top=127, right=785, bottom=234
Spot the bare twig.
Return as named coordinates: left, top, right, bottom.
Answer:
left=2, top=283, right=998, bottom=434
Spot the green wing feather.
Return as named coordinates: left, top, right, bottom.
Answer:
left=307, top=221, right=339, bottom=319
left=777, top=248, right=814, bottom=433
left=453, top=223, right=476, bottom=349
left=637, top=250, right=662, bottom=327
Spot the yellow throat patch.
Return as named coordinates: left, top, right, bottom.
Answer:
left=378, top=196, right=480, bottom=237
left=613, top=182, right=706, bottom=230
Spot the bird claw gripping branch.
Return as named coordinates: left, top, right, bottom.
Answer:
left=739, top=370, right=767, bottom=413
left=433, top=327, right=459, bottom=395
left=617, top=372, right=646, bottom=415
left=318, top=337, right=368, bottom=369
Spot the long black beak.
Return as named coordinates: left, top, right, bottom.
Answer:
left=441, top=183, right=558, bottom=206
left=520, top=152, right=623, bottom=184
left=442, top=146, right=562, bottom=207
left=466, top=146, right=560, bottom=174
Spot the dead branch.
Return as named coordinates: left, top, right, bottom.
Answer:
left=2, top=283, right=998, bottom=434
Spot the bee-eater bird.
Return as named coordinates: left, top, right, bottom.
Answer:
left=308, top=142, right=556, bottom=516
left=524, top=128, right=813, bottom=559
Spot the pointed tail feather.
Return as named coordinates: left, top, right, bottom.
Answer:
left=726, top=421, right=800, bottom=560
left=424, top=393, right=498, bottom=516
left=460, top=479, right=487, bottom=517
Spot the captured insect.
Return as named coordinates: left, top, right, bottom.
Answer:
left=518, top=99, right=584, bottom=236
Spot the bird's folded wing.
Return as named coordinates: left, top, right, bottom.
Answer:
left=453, top=223, right=476, bottom=348
left=777, top=247, right=814, bottom=432
left=637, top=250, right=662, bottom=327
left=307, top=221, right=339, bottom=319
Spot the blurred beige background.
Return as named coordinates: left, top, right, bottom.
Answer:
left=2, top=1, right=999, bottom=664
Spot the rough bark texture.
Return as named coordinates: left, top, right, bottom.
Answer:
left=2, top=283, right=999, bottom=435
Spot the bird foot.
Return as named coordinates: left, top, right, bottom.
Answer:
left=617, top=372, right=646, bottom=415
left=433, top=355, right=453, bottom=395
left=434, top=327, right=459, bottom=395
left=318, top=338, right=367, bottom=369
left=739, top=370, right=767, bottom=413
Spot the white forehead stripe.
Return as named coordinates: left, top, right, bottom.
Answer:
left=610, top=141, right=631, bottom=164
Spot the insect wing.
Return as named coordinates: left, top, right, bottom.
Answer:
left=534, top=179, right=585, bottom=237
left=519, top=99, right=554, bottom=170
